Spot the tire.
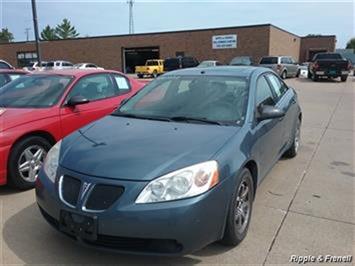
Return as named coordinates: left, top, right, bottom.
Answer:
left=8, top=136, right=52, bottom=190
left=281, top=70, right=287, bottom=79
left=152, top=70, right=158, bottom=78
left=284, top=118, right=301, bottom=158
left=307, top=71, right=312, bottom=79
left=312, top=73, right=318, bottom=82
left=340, top=75, right=348, bottom=82
left=295, top=69, right=300, bottom=78
left=221, top=168, right=254, bottom=246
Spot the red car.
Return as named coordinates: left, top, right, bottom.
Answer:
left=0, top=69, right=144, bottom=189
left=0, top=69, right=28, bottom=88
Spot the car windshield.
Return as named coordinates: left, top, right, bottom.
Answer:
left=146, top=61, right=158, bottom=66
left=260, top=57, right=278, bottom=64
left=198, top=61, right=215, bottom=67
left=314, top=53, right=342, bottom=60
left=116, top=75, right=249, bottom=125
left=230, top=57, right=251, bottom=65
left=0, top=74, right=8, bottom=87
left=0, top=75, right=72, bottom=108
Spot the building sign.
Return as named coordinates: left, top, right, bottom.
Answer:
left=212, top=34, right=237, bottom=49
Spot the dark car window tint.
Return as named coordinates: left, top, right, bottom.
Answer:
left=67, top=74, right=117, bottom=101
left=0, top=62, right=11, bottom=69
left=0, top=74, right=9, bottom=87
left=314, top=53, right=342, bottom=60
left=256, top=76, right=275, bottom=106
left=260, top=57, right=278, bottom=64
left=0, top=75, right=72, bottom=108
left=118, top=75, right=249, bottom=124
left=266, top=74, right=288, bottom=98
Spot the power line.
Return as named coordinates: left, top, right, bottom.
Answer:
left=127, top=0, right=134, bottom=34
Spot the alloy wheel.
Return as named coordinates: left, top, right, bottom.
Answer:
left=235, top=180, right=251, bottom=234
left=17, top=145, right=47, bottom=182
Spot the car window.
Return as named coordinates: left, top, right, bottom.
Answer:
left=0, top=74, right=9, bottom=87
left=266, top=73, right=288, bottom=99
left=260, top=57, right=278, bottom=64
left=67, top=74, right=117, bottom=101
left=256, top=76, right=276, bottom=107
left=0, top=75, right=72, bottom=108
left=8, top=74, right=24, bottom=81
left=119, top=75, right=249, bottom=124
left=280, top=57, right=288, bottom=64
left=0, top=62, right=11, bottom=69
left=112, top=74, right=130, bottom=94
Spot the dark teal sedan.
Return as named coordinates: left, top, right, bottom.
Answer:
left=36, top=66, right=302, bottom=255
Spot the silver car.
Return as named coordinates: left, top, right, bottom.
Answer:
left=259, top=56, right=299, bottom=79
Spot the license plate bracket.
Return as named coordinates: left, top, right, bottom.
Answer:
left=59, top=210, right=98, bottom=241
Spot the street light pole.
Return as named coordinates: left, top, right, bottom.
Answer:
left=31, top=0, right=42, bottom=67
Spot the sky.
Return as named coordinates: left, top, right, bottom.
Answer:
left=0, top=0, right=354, bottom=48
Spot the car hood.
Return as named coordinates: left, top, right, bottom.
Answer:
left=0, top=107, right=57, bottom=131
left=60, top=116, right=239, bottom=181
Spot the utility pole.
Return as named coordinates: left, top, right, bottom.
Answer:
left=25, top=27, right=31, bottom=41
left=128, top=0, right=134, bottom=34
left=31, top=0, right=42, bottom=66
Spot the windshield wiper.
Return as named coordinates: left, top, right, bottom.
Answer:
left=111, top=111, right=171, bottom=122
left=169, top=116, right=223, bottom=125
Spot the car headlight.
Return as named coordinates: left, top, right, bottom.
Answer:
left=136, top=161, right=219, bottom=203
left=43, top=140, right=62, bottom=182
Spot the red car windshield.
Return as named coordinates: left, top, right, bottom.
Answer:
left=0, top=75, right=72, bottom=108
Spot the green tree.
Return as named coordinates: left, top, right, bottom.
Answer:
left=55, top=19, right=79, bottom=39
left=40, top=25, right=58, bottom=41
left=346, top=38, right=355, bottom=49
left=0, top=28, right=14, bottom=43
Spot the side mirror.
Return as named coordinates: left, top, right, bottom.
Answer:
left=67, top=95, right=90, bottom=107
left=257, top=105, right=285, bottom=121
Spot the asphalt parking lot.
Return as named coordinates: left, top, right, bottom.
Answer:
left=0, top=76, right=353, bottom=265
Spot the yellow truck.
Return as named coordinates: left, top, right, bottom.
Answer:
left=135, top=59, right=164, bottom=78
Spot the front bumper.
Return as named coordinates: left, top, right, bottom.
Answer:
left=36, top=166, right=231, bottom=255
left=0, top=144, right=11, bottom=185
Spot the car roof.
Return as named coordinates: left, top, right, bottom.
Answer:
left=164, top=66, right=265, bottom=78
left=0, top=69, right=28, bottom=74
left=30, top=69, right=118, bottom=77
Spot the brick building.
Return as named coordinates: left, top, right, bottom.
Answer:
left=0, top=23, right=336, bottom=73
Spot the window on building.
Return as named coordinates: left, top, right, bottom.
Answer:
left=17, top=51, right=38, bottom=68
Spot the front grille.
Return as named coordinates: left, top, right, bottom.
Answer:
left=85, top=235, right=183, bottom=254
left=85, top=184, right=124, bottom=211
left=60, top=175, right=81, bottom=207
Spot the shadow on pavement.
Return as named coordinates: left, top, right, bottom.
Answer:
left=3, top=203, right=232, bottom=265
left=0, top=186, right=25, bottom=196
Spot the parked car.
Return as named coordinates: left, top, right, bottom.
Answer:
left=0, top=69, right=144, bottom=189
left=197, top=60, right=222, bottom=67
left=163, top=56, right=199, bottom=72
left=307, top=53, right=351, bottom=82
left=0, top=60, right=14, bottom=69
left=229, top=56, right=253, bottom=66
left=0, top=69, right=28, bottom=87
left=36, top=66, right=301, bottom=255
left=135, top=59, right=164, bottom=78
left=23, top=61, right=48, bottom=72
left=74, top=63, right=104, bottom=70
left=298, top=62, right=309, bottom=78
left=259, top=56, right=299, bottom=79
left=45, top=61, right=74, bottom=70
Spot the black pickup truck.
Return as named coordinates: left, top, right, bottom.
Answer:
left=308, top=52, right=351, bottom=82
